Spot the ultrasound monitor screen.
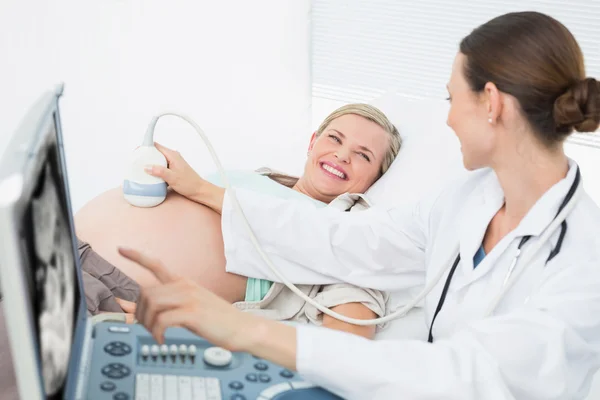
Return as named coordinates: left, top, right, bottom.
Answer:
left=19, top=121, right=79, bottom=399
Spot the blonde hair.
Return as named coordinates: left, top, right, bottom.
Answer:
left=255, top=167, right=299, bottom=188
left=315, top=103, right=402, bottom=175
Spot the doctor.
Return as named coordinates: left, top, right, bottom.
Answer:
left=121, top=11, right=600, bottom=399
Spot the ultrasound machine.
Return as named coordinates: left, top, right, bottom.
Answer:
left=0, top=85, right=342, bottom=400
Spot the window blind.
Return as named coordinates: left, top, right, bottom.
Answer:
left=312, top=0, right=600, bottom=145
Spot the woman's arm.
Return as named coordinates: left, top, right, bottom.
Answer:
left=309, top=284, right=386, bottom=339
left=221, top=186, right=431, bottom=291
left=322, top=303, right=377, bottom=338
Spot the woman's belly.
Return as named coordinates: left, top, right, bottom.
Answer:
left=74, top=187, right=247, bottom=303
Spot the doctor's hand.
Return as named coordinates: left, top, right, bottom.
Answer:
left=117, top=246, right=256, bottom=351
left=115, top=298, right=137, bottom=324
left=144, top=142, right=225, bottom=213
left=117, top=247, right=298, bottom=371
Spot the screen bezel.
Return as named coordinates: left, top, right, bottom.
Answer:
left=0, top=87, right=89, bottom=400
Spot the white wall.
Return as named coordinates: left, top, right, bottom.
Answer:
left=0, top=0, right=311, bottom=212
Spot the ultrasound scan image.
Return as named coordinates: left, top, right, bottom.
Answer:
left=29, top=160, right=75, bottom=398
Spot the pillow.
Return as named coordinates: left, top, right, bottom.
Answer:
left=362, top=93, right=469, bottom=340
left=365, top=93, right=468, bottom=208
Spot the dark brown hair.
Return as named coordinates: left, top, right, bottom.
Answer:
left=460, top=11, right=600, bottom=147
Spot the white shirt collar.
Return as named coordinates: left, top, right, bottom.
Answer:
left=484, top=158, right=580, bottom=238
left=454, top=158, right=580, bottom=289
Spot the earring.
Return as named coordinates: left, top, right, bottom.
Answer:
left=488, top=118, right=493, bottom=124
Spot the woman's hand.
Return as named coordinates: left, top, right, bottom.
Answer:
left=144, top=143, right=205, bottom=200
left=117, top=246, right=255, bottom=351
left=145, top=142, right=226, bottom=212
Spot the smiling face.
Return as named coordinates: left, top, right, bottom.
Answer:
left=296, top=113, right=390, bottom=203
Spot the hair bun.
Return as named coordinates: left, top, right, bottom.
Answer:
left=553, top=77, right=600, bottom=133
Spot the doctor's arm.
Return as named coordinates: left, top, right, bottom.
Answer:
left=301, top=260, right=600, bottom=400
left=220, top=187, right=430, bottom=292
left=122, top=247, right=600, bottom=400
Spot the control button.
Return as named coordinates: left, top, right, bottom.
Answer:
left=101, top=363, right=131, bottom=380
left=136, top=374, right=150, bottom=399
left=121, top=343, right=132, bottom=355
left=230, top=395, right=246, bottom=400
left=109, top=326, right=130, bottom=333
left=258, top=373, right=271, bottom=383
left=203, top=347, right=232, bottom=367
left=169, top=344, right=178, bottom=356
left=228, top=381, right=244, bottom=390
left=280, top=369, right=294, bottom=379
left=150, top=374, right=164, bottom=398
left=259, top=382, right=291, bottom=399
left=116, top=364, right=131, bottom=377
left=140, top=345, right=150, bottom=358
left=245, top=373, right=258, bottom=382
left=205, top=377, right=221, bottom=399
left=104, top=341, right=132, bottom=357
left=290, top=381, right=316, bottom=390
left=160, top=344, right=169, bottom=357
left=178, top=376, right=192, bottom=399
left=113, top=393, right=129, bottom=400
left=100, top=381, right=116, bottom=391
left=166, top=375, right=179, bottom=398
left=191, top=377, right=205, bottom=396
left=178, top=344, right=188, bottom=356
left=188, top=344, right=197, bottom=356
left=150, top=345, right=160, bottom=357
left=254, top=362, right=268, bottom=371
left=107, top=370, right=125, bottom=379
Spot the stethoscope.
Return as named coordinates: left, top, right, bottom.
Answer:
left=428, top=167, right=582, bottom=343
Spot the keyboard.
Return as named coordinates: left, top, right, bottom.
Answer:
left=135, top=374, right=221, bottom=400
left=85, top=322, right=342, bottom=400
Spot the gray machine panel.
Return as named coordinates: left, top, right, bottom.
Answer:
left=87, top=322, right=342, bottom=400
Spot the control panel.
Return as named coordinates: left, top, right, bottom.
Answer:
left=85, top=322, right=343, bottom=400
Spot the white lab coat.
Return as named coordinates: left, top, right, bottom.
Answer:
left=221, top=160, right=600, bottom=400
